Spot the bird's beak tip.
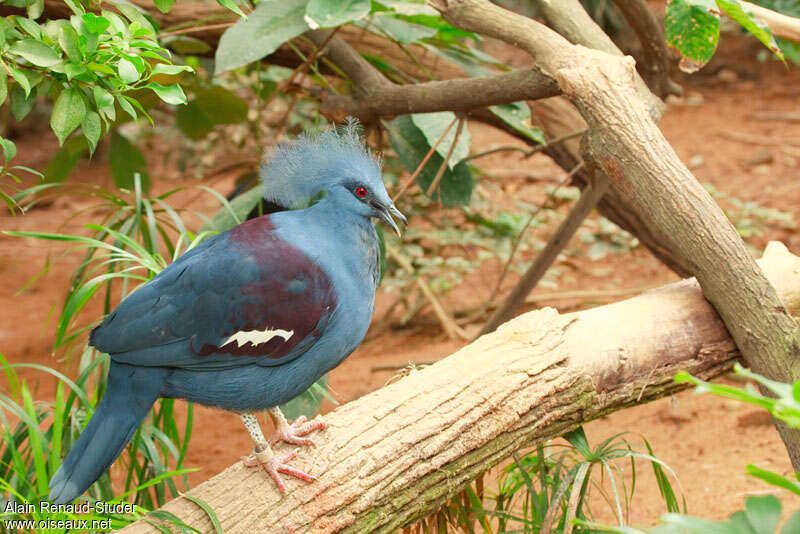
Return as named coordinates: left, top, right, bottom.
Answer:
left=375, top=203, right=407, bottom=238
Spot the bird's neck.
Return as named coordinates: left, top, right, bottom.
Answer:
left=303, top=198, right=380, bottom=282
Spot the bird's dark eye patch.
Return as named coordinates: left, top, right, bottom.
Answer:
left=354, top=186, right=368, bottom=198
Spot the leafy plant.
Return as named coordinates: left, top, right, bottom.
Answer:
left=0, top=352, right=223, bottom=533
left=584, top=364, right=800, bottom=533
left=665, top=0, right=784, bottom=72
left=0, top=0, right=192, bottom=162
left=421, top=428, right=682, bottom=533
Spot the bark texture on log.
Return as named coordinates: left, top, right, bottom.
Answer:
left=121, top=243, right=800, bottom=534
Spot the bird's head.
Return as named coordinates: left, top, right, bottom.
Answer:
left=260, top=120, right=407, bottom=236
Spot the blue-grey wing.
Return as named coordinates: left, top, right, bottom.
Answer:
left=91, top=217, right=337, bottom=370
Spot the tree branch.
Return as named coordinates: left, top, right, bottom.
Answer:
left=433, top=0, right=800, bottom=469
left=610, top=0, right=682, bottom=98
left=742, top=1, right=800, bottom=42
left=121, top=243, right=800, bottom=533
left=307, top=30, right=560, bottom=122
left=321, top=68, right=560, bottom=121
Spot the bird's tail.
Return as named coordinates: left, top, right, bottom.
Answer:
left=48, top=362, right=169, bottom=504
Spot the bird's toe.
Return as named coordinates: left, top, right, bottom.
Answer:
left=270, top=416, right=328, bottom=448
left=242, top=449, right=316, bottom=495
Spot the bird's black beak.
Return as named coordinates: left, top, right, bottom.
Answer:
left=372, top=202, right=407, bottom=237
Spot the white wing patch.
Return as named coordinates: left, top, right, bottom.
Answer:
left=223, top=327, right=294, bottom=348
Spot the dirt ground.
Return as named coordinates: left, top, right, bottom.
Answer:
left=2, top=32, right=800, bottom=528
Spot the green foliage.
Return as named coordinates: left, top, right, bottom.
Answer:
left=586, top=365, right=800, bottom=533
left=705, top=183, right=795, bottom=239
left=665, top=0, right=783, bottom=72
left=384, top=115, right=474, bottom=206
left=0, top=0, right=192, bottom=157
left=176, top=86, right=249, bottom=140
left=665, top=0, right=722, bottom=72
left=411, top=112, right=471, bottom=169
left=305, top=0, right=371, bottom=29
left=109, top=130, right=149, bottom=191
left=436, top=429, right=682, bottom=533
left=750, top=1, right=800, bottom=63
left=489, top=102, right=545, bottom=144
left=215, top=0, right=310, bottom=74
left=0, top=351, right=218, bottom=529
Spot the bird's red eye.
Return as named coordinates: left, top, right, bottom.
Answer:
left=355, top=187, right=368, bottom=198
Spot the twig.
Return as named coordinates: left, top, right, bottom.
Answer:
left=387, top=246, right=469, bottom=340
left=610, top=0, right=681, bottom=98
left=485, top=161, right=585, bottom=308
left=463, top=129, right=586, bottom=162
left=478, top=169, right=608, bottom=337
left=741, top=1, right=800, bottom=42
left=426, top=117, right=465, bottom=199
left=158, top=22, right=234, bottom=38
left=721, top=131, right=800, bottom=147
left=394, top=116, right=458, bottom=201
left=749, top=111, right=800, bottom=123
left=371, top=362, right=438, bottom=372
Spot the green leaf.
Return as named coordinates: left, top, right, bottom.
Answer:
left=58, top=26, right=82, bottom=62
left=93, top=86, right=116, bottom=120
left=716, top=0, right=784, bottom=61
left=81, top=12, right=110, bottom=35
left=15, top=16, right=42, bottom=39
left=490, top=102, right=545, bottom=144
left=305, top=0, right=370, bottom=28
left=564, top=426, right=593, bottom=459
left=7, top=66, right=31, bottom=96
left=27, top=0, right=44, bottom=19
left=9, top=84, right=35, bottom=121
left=50, top=88, right=86, bottom=145
left=746, top=464, right=800, bottom=497
left=369, top=13, right=437, bottom=44
left=743, top=495, right=781, bottom=534
left=117, top=58, right=140, bottom=83
left=665, top=0, right=720, bottom=73
left=0, top=69, right=6, bottom=107
left=9, top=39, right=61, bottom=67
left=384, top=115, right=474, bottom=206
left=109, top=130, right=149, bottom=192
left=176, top=86, right=248, bottom=139
left=43, top=135, right=88, bottom=182
left=116, top=93, right=137, bottom=119
left=150, top=63, right=194, bottom=76
left=216, top=0, right=248, bottom=18
left=146, top=82, right=187, bottom=105
left=153, top=0, right=176, bottom=14
left=0, top=137, right=16, bottom=162
left=81, top=111, right=101, bottom=155
left=280, top=375, right=329, bottom=420
left=115, top=3, right=157, bottom=35
left=199, top=186, right=260, bottom=234
left=215, top=0, right=309, bottom=74
left=783, top=511, right=800, bottom=534
left=163, top=35, right=212, bottom=55
left=411, top=112, right=471, bottom=169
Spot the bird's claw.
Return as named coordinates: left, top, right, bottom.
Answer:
left=241, top=449, right=316, bottom=495
left=270, top=415, right=327, bottom=448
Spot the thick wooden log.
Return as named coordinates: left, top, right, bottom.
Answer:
left=122, top=242, right=800, bottom=533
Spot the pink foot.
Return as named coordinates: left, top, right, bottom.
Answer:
left=270, top=416, right=328, bottom=447
left=242, top=450, right=315, bottom=495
